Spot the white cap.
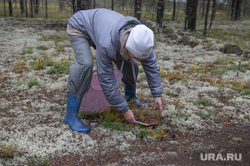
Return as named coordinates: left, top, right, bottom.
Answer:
left=126, top=25, right=154, bottom=59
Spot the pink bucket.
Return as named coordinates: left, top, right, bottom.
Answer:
left=79, top=68, right=122, bottom=114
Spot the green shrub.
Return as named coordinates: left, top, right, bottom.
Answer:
left=22, top=47, right=33, bottom=54
left=171, top=110, right=191, bottom=120
left=47, top=67, right=56, bottom=74
left=36, top=45, right=49, bottom=50
left=17, top=80, right=26, bottom=87
left=194, top=98, right=211, bottom=106
left=195, top=110, right=207, bottom=119
left=241, top=89, right=250, bottom=95
left=137, top=128, right=150, bottom=137
left=27, top=79, right=39, bottom=87
left=101, top=121, right=125, bottom=131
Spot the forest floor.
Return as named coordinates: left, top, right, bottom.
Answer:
left=0, top=17, right=249, bottom=166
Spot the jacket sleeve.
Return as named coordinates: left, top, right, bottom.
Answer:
left=96, top=47, right=129, bottom=113
left=141, top=51, right=163, bottom=98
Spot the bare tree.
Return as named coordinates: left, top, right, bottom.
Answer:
left=134, top=0, right=142, bottom=20
left=202, top=0, right=205, bottom=17
left=156, top=0, right=165, bottom=32
left=77, top=0, right=81, bottom=11
left=72, top=0, right=76, bottom=13
left=45, top=0, right=48, bottom=18
left=103, top=0, right=106, bottom=8
left=234, top=0, right=242, bottom=20
left=59, top=0, right=64, bottom=11
left=20, top=0, right=25, bottom=14
left=25, top=0, right=28, bottom=17
left=111, top=0, right=114, bottom=10
left=4, top=0, right=7, bottom=17
left=34, top=0, right=39, bottom=15
left=77, top=0, right=91, bottom=11
left=191, top=0, right=198, bottom=31
left=231, top=0, right=236, bottom=20
left=209, top=0, right=216, bottom=29
left=30, top=0, right=33, bottom=18
left=151, top=0, right=156, bottom=19
left=121, top=0, right=125, bottom=11
left=243, top=0, right=248, bottom=17
left=9, top=0, right=13, bottom=16
left=185, top=0, right=191, bottom=30
left=172, top=0, right=176, bottom=21
left=185, top=0, right=198, bottom=31
left=203, top=0, right=210, bottom=36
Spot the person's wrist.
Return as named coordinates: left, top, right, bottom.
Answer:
left=124, top=109, right=130, bottom=114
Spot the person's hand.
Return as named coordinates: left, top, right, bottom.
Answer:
left=124, top=109, right=136, bottom=124
left=153, top=97, right=163, bottom=115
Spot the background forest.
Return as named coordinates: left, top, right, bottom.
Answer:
left=0, top=0, right=249, bottom=165
left=1, top=0, right=250, bottom=47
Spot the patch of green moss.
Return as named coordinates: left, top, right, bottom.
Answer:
left=194, top=98, right=211, bottom=106
left=27, top=79, right=39, bottom=87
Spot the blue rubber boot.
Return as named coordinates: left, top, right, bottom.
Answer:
left=64, top=94, right=90, bottom=133
left=124, top=84, right=148, bottom=107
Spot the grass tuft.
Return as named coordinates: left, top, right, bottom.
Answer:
left=194, top=98, right=211, bottom=106
left=241, top=89, right=250, bottom=96
left=0, top=143, right=17, bottom=160
left=36, top=45, right=49, bottom=50
left=27, top=79, right=39, bottom=87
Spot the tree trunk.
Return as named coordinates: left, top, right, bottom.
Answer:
left=203, top=0, right=210, bottom=36
left=231, top=0, right=236, bottom=20
left=111, top=0, right=114, bottom=10
left=242, top=0, right=247, bottom=16
left=202, top=0, right=206, bottom=17
left=185, top=0, right=191, bottom=30
left=34, top=0, right=39, bottom=15
left=126, top=0, right=128, bottom=15
left=20, top=0, right=25, bottom=14
left=121, top=0, right=125, bottom=11
left=72, top=0, right=76, bottom=13
left=59, top=0, right=64, bottom=11
left=134, top=0, right=142, bottom=20
left=172, top=0, right=176, bottom=21
left=45, top=0, right=48, bottom=19
left=77, top=0, right=91, bottom=11
left=209, top=0, right=216, bottom=29
left=30, top=0, right=33, bottom=18
left=93, top=0, right=95, bottom=8
left=4, top=0, right=7, bottom=17
left=156, top=0, right=165, bottom=32
left=103, top=0, right=106, bottom=8
left=152, top=1, right=155, bottom=19
left=234, top=0, right=242, bottom=20
left=77, top=0, right=81, bottom=11
left=227, top=0, right=231, bottom=19
left=190, top=0, right=198, bottom=31
left=9, top=0, right=13, bottom=16
left=25, top=0, right=28, bottom=17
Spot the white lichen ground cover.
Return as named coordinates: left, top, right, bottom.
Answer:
left=0, top=18, right=249, bottom=165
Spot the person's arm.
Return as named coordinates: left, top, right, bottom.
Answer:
left=96, top=46, right=136, bottom=123
left=96, top=48, right=128, bottom=112
left=141, top=51, right=163, bottom=96
left=141, top=51, right=163, bottom=114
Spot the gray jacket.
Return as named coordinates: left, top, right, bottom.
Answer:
left=68, top=8, right=163, bottom=113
